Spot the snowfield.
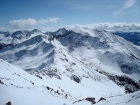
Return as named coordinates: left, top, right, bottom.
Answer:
left=0, top=27, right=140, bottom=105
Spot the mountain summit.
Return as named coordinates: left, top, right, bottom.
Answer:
left=0, top=27, right=140, bottom=105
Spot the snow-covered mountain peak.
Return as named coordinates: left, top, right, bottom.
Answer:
left=11, top=30, right=31, bottom=39
left=55, top=28, right=70, bottom=35
left=31, top=29, right=42, bottom=34
left=0, top=27, right=140, bottom=105
left=1, top=28, right=140, bottom=76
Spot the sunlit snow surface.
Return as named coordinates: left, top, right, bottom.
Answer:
left=0, top=27, right=140, bottom=105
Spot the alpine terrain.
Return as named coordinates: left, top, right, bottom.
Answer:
left=0, top=27, right=140, bottom=105
left=113, top=32, right=140, bottom=46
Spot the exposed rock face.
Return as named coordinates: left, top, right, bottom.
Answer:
left=71, top=75, right=81, bottom=83
left=73, top=97, right=96, bottom=104
left=6, top=101, right=12, bottom=105
left=98, top=97, right=106, bottom=102
left=98, top=71, right=140, bottom=93
left=113, top=32, right=140, bottom=46
left=85, top=97, right=96, bottom=104
left=0, top=80, right=4, bottom=84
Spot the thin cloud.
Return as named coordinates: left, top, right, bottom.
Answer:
left=8, top=18, right=60, bottom=29
left=0, top=27, right=7, bottom=31
left=8, top=18, right=37, bottom=29
left=114, top=0, right=136, bottom=17
left=66, top=23, right=140, bottom=32
left=123, top=0, right=136, bottom=8
left=38, top=18, right=59, bottom=24
left=47, top=18, right=60, bottom=23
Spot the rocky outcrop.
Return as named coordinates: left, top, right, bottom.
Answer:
left=85, top=97, right=96, bottom=104
left=98, top=71, right=140, bottom=93
left=6, top=101, right=12, bottom=105
left=97, top=97, right=106, bottom=102
left=71, top=75, right=81, bottom=83
left=73, top=97, right=96, bottom=104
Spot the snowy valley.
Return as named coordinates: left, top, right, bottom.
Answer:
left=0, top=27, right=140, bottom=105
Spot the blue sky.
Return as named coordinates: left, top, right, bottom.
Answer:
left=0, top=0, right=140, bottom=30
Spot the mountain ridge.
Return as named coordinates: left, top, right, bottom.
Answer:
left=0, top=27, right=140, bottom=105
left=113, top=32, right=140, bottom=46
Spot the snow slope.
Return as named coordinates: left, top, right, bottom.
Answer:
left=0, top=59, right=140, bottom=105
left=0, top=28, right=140, bottom=91
left=107, top=91, right=140, bottom=105
left=0, top=59, right=74, bottom=105
left=113, top=32, right=140, bottom=46
left=0, top=27, right=140, bottom=104
left=1, top=28, right=140, bottom=77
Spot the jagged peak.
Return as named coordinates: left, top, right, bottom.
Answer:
left=11, top=30, right=31, bottom=34
left=17, top=34, right=49, bottom=46
left=54, top=27, right=72, bottom=36
left=0, top=31, right=10, bottom=35
left=94, top=29, right=108, bottom=33
left=11, top=30, right=31, bottom=38
left=56, top=27, right=69, bottom=32
left=31, top=29, right=42, bottom=34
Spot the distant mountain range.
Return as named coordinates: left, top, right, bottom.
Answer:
left=0, top=27, right=140, bottom=105
left=113, top=32, right=140, bottom=46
